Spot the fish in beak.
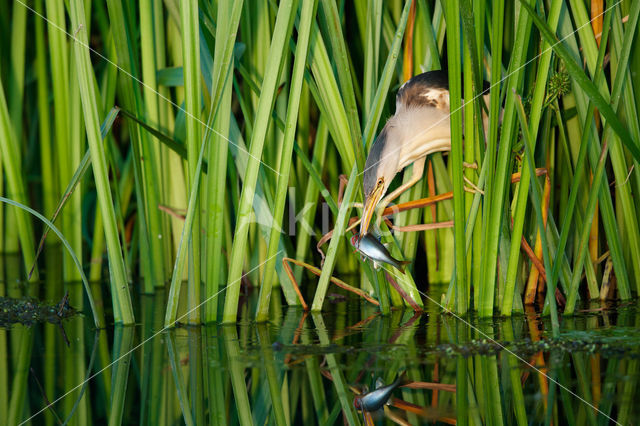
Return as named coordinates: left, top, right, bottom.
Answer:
left=351, top=233, right=411, bottom=273
left=360, top=179, right=384, bottom=236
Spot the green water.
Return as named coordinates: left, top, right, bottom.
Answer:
left=2, top=278, right=639, bottom=426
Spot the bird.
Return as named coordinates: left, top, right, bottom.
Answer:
left=359, top=70, right=490, bottom=236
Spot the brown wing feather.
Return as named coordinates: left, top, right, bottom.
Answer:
left=397, top=70, right=491, bottom=111
left=397, top=71, right=450, bottom=110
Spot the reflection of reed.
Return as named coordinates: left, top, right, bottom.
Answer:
left=167, top=329, right=194, bottom=425
left=110, top=325, right=135, bottom=425
left=525, top=306, right=550, bottom=413
left=4, top=291, right=640, bottom=424
left=221, top=325, right=253, bottom=425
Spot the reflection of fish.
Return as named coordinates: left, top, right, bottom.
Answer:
left=350, top=233, right=410, bottom=273
left=353, top=374, right=404, bottom=412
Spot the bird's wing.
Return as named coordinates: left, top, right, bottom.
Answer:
left=396, top=72, right=450, bottom=112
left=420, top=87, right=450, bottom=111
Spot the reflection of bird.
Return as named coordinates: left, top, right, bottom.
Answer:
left=360, top=70, right=489, bottom=236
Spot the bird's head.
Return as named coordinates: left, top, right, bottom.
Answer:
left=360, top=127, right=398, bottom=236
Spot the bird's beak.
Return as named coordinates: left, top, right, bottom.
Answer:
left=360, top=183, right=384, bottom=236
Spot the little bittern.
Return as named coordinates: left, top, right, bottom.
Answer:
left=360, top=70, right=489, bottom=236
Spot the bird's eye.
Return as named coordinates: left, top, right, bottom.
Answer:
left=377, top=178, right=383, bottom=186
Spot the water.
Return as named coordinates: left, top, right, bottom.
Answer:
left=2, top=282, right=639, bottom=426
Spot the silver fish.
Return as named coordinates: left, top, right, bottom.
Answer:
left=353, top=374, right=404, bottom=412
left=350, top=233, right=410, bottom=273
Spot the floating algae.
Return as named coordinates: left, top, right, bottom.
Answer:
left=419, top=336, right=640, bottom=359
left=0, top=294, right=76, bottom=328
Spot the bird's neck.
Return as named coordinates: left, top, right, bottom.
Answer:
left=388, top=109, right=452, bottom=168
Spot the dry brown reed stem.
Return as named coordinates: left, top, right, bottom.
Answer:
left=591, top=0, right=604, bottom=46
left=158, top=204, right=186, bottom=220
left=282, top=257, right=380, bottom=307
left=401, top=382, right=457, bottom=393
left=388, top=399, right=456, bottom=424
left=384, top=272, right=422, bottom=311
left=384, top=218, right=453, bottom=233
left=402, top=0, right=417, bottom=82
left=521, top=236, right=547, bottom=284
left=281, top=258, right=309, bottom=310
left=337, top=174, right=348, bottom=206
left=525, top=174, right=551, bottom=303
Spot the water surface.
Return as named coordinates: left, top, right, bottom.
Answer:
left=2, top=283, right=639, bottom=425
